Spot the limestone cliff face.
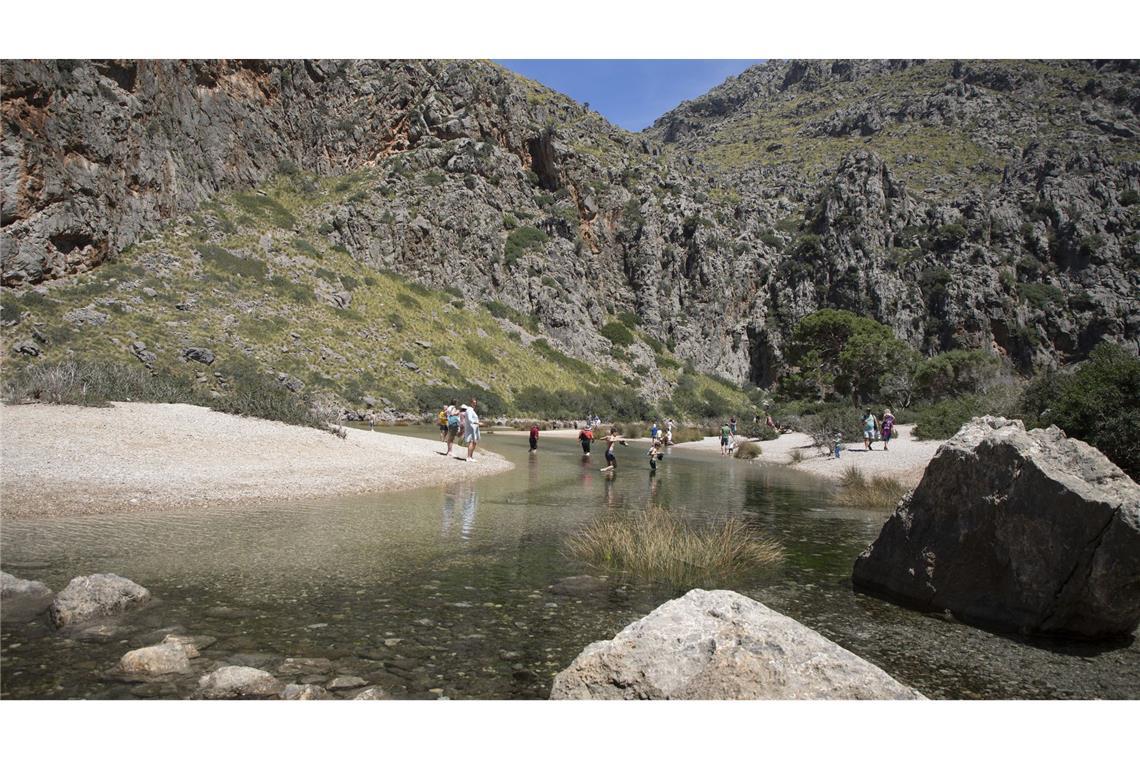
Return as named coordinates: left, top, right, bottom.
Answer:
left=3, top=59, right=1138, bottom=385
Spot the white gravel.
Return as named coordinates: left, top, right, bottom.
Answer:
left=672, top=424, right=943, bottom=486
left=0, top=402, right=512, bottom=518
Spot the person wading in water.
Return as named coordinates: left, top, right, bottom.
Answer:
left=600, top=428, right=627, bottom=472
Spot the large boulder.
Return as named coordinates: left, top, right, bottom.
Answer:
left=48, top=573, right=151, bottom=628
left=550, top=589, right=922, bottom=699
left=197, top=666, right=283, bottom=699
left=0, top=571, right=54, bottom=622
left=853, top=417, right=1140, bottom=639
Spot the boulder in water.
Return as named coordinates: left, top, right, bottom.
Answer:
left=0, top=571, right=54, bottom=622
left=550, top=589, right=923, bottom=699
left=48, top=573, right=151, bottom=628
left=852, top=416, right=1140, bottom=639
left=281, top=683, right=332, bottom=700
left=197, top=666, right=283, bottom=699
left=117, top=642, right=192, bottom=676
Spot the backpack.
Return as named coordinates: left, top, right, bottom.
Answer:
left=447, top=414, right=460, bottom=426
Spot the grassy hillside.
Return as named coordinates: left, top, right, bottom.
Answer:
left=2, top=167, right=752, bottom=423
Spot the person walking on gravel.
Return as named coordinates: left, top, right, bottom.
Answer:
left=463, top=399, right=481, bottom=462
left=862, top=409, right=879, bottom=451
left=880, top=408, right=895, bottom=452
left=443, top=399, right=461, bottom=457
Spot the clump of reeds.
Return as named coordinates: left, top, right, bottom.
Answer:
left=733, top=441, right=763, bottom=459
left=836, top=465, right=909, bottom=510
left=566, top=506, right=784, bottom=587
left=788, top=448, right=807, bottom=464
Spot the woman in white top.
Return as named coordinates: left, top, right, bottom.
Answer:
left=464, top=399, right=481, bottom=462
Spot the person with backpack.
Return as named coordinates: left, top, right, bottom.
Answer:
left=443, top=399, right=461, bottom=457
left=579, top=425, right=594, bottom=456
left=529, top=423, right=540, bottom=452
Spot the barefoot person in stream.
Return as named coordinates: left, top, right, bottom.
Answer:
left=599, top=428, right=627, bottom=472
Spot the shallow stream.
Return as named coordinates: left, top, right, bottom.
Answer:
left=2, top=427, right=1137, bottom=699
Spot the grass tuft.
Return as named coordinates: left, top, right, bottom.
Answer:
left=836, top=466, right=908, bottom=510
left=566, top=506, right=783, bottom=588
left=733, top=441, right=763, bottom=459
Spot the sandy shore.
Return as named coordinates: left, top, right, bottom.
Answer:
left=673, top=424, right=943, bottom=486
left=0, top=402, right=513, bottom=519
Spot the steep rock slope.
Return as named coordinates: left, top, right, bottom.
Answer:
left=3, top=59, right=1139, bottom=400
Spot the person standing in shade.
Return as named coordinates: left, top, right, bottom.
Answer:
left=730, top=416, right=737, bottom=437
left=720, top=421, right=732, bottom=456
left=579, top=425, right=594, bottom=456
left=880, top=408, right=895, bottom=452
left=529, top=423, right=540, bottom=452
left=650, top=420, right=659, bottom=441
left=464, top=399, right=481, bottom=462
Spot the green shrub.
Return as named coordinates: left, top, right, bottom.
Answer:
left=504, top=226, right=549, bottom=267
left=269, top=274, right=314, bottom=303
left=785, top=309, right=918, bottom=402
left=530, top=339, right=593, bottom=376
left=463, top=338, right=498, bottom=366
left=1021, top=342, right=1140, bottom=479
left=232, top=193, right=296, bottom=228
left=396, top=292, right=420, bottom=309
left=1119, top=189, right=1139, bottom=207
left=932, top=222, right=968, bottom=250
left=600, top=321, right=635, bottom=347
left=485, top=301, right=540, bottom=332
left=912, top=349, right=1001, bottom=401
left=291, top=237, right=321, bottom=258
left=196, top=244, right=267, bottom=280
left=422, top=170, right=445, bottom=187
left=1017, top=282, right=1065, bottom=309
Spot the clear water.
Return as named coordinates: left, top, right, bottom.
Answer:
left=1, top=427, right=1137, bottom=699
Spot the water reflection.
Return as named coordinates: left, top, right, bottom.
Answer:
left=441, top=480, right=479, bottom=541
left=2, top=427, right=1138, bottom=700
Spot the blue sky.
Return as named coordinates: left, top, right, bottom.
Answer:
left=496, top=60, right=763, bottom=132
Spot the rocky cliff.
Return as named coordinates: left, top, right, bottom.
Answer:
left=3, top=59, right=1138, bottom=403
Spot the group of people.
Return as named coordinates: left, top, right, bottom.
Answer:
left=860, top=408, right=896, bottom=451
left=436, top=398, right=484, bottom=462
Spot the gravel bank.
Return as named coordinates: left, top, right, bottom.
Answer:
left=0, top=402, right=513, bottom=519
left=673, top=424, right=943, bottom=486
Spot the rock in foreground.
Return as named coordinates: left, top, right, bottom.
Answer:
left=550, top=589, right=922, bottom=699
left=853, top=417, right=1140, bottom=639
left=197, top=666, right=283, bottom=699
left=48, top=573, right=151, bottom=628
left=0, top=571, right=54, bottom=621
left=117, top=643, right=192, bottom=676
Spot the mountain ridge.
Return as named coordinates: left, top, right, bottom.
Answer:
left=2, top=58, right=1138, bottom=417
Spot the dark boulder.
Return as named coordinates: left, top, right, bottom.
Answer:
left=853, top=417, right=1140, bottom=639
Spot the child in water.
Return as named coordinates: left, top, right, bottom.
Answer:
left=529, top=424, right=540, bottom=452
left=648, top=437, right=665, bottom=472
